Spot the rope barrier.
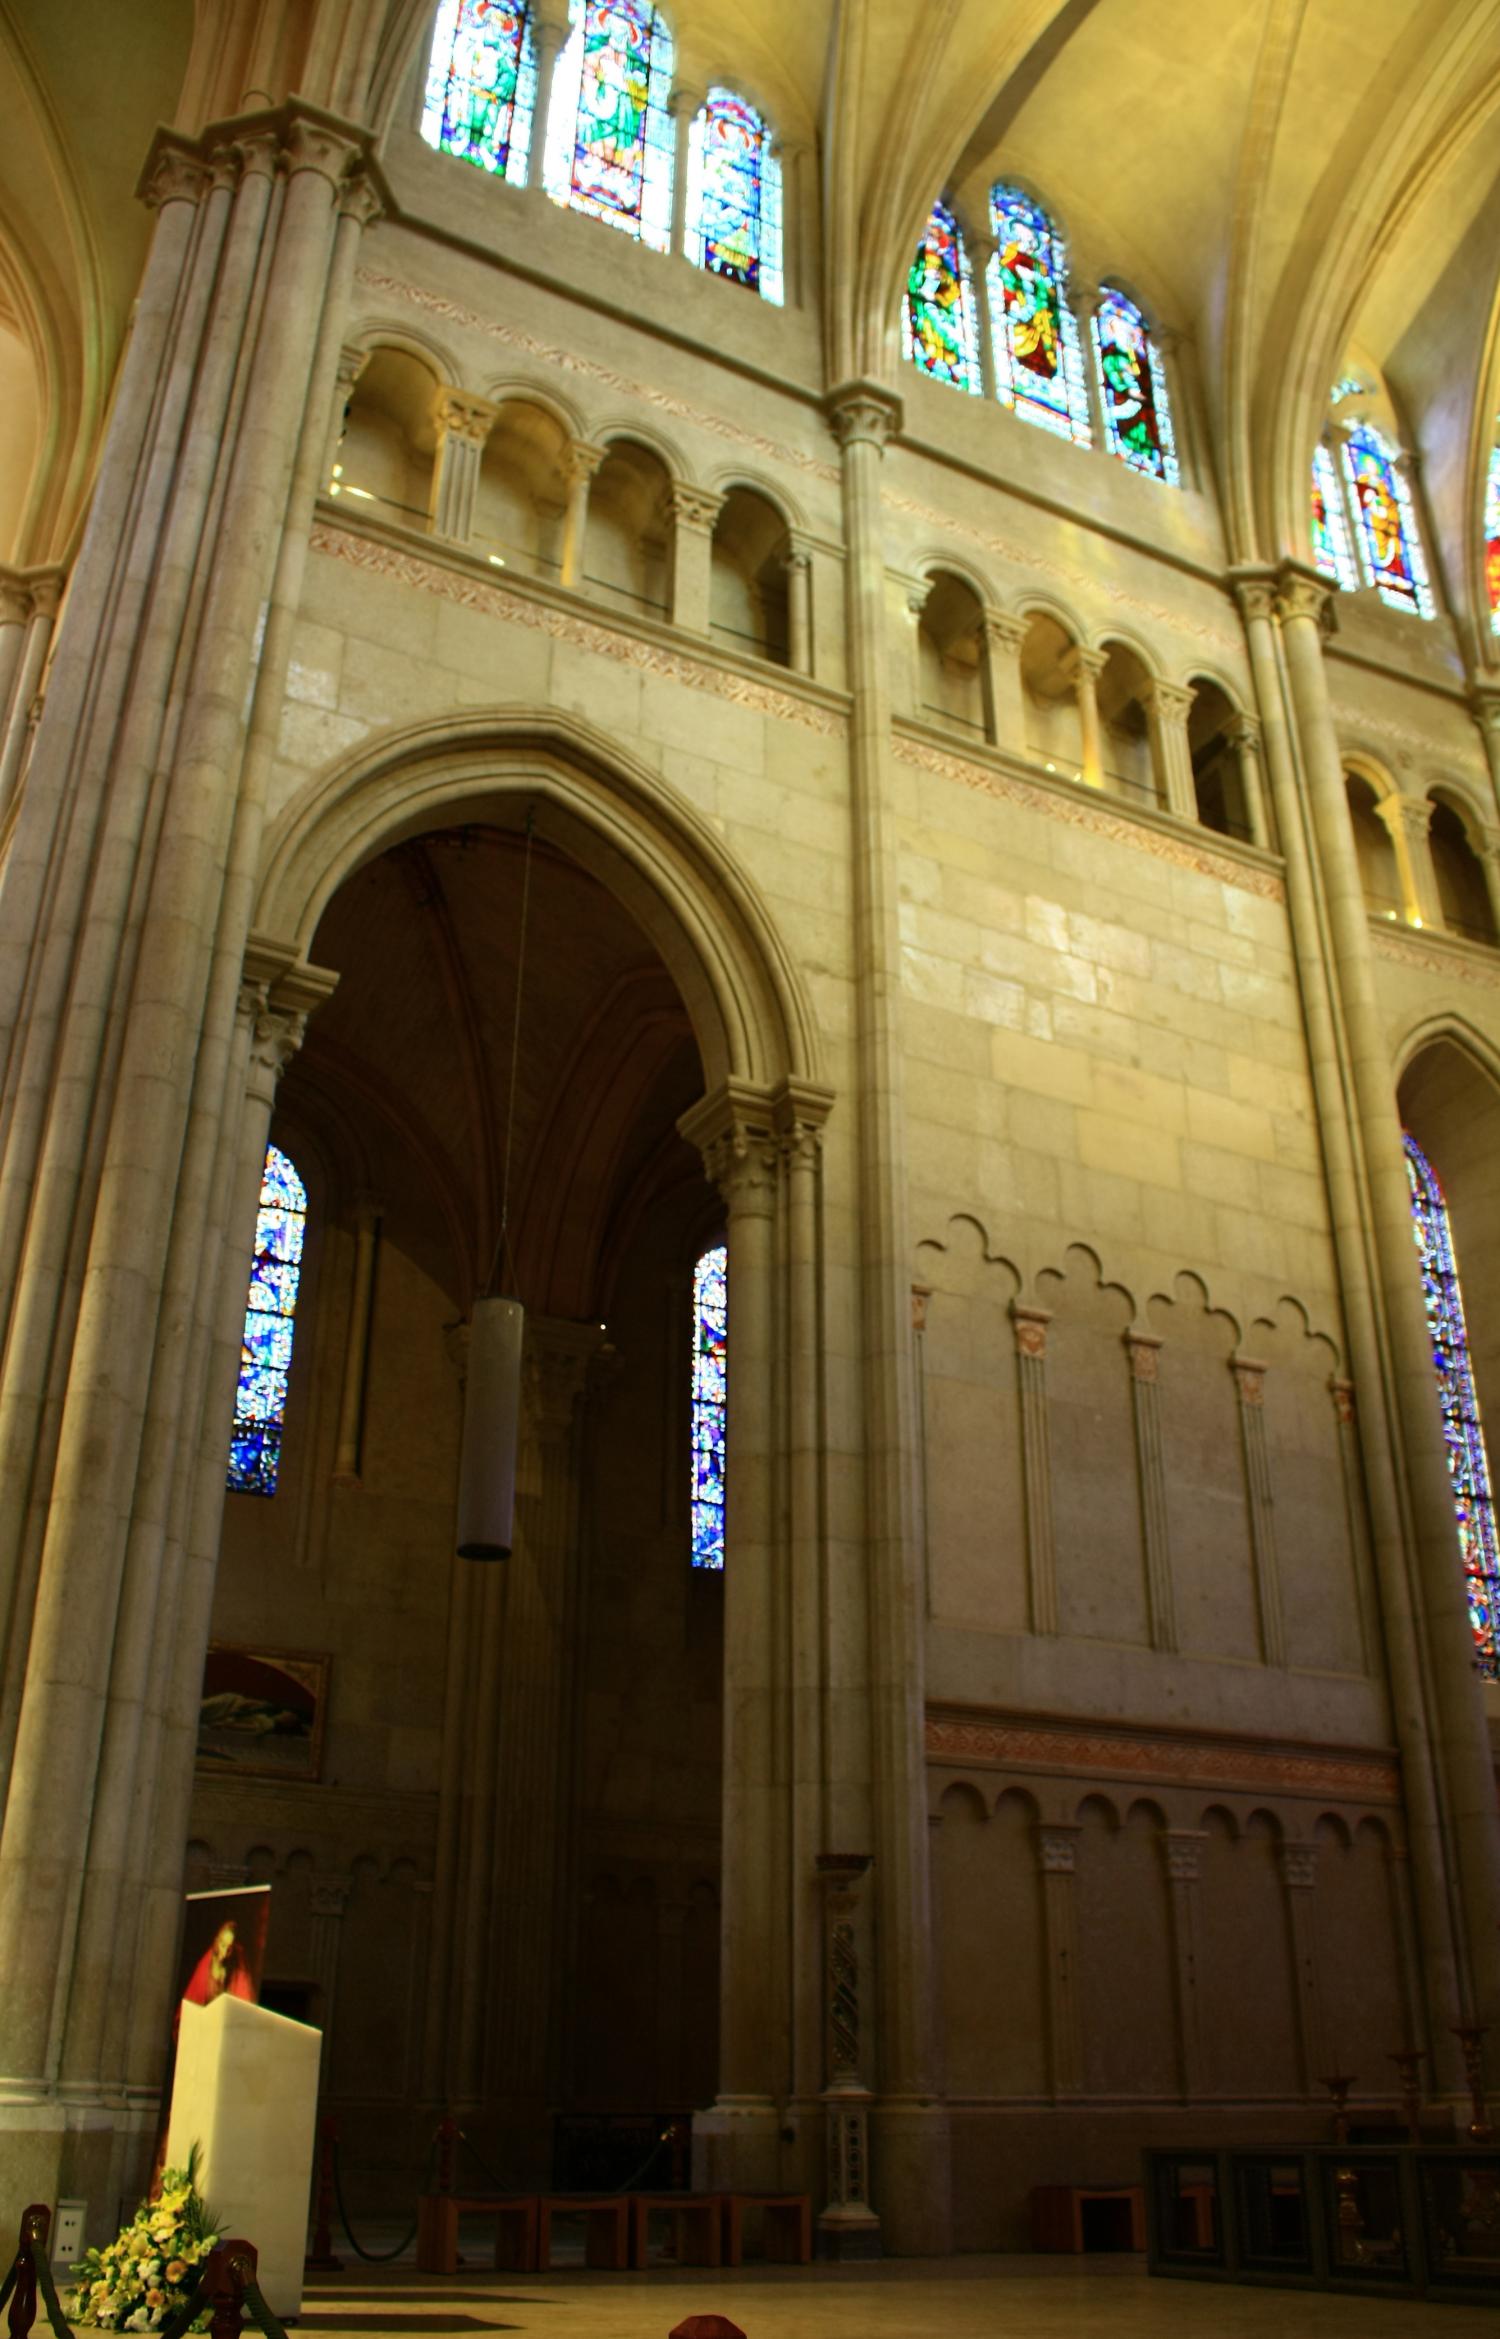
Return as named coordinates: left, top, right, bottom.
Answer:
left=329, top=2126, right=438, bottom=2263
left=0, top=2206, right=72, bottom=2339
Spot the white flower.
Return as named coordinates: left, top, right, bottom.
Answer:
left=126, top=2310, right=153, bottom=2330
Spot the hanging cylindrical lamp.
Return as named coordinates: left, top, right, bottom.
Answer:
left=456, top=1293, right=525, bottom=1559
left=455, top=808, right=536, bottom=1560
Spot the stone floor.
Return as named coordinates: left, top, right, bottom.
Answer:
left=299, top=2256, right=1498, bottom=2336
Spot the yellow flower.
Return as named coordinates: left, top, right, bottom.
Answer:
left=145, top=2292, right=164, bottom=2310
left=164, top=2262, right=185, bottom=2283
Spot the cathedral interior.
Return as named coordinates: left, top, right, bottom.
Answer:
left=4, top=0, right=1500, bottom=2300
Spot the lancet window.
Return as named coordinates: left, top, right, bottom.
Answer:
left=421, top=0, right=538, bottom=183
left=1312, top=441, right=1358, bottom=590
left=903, top=199, right=982, bottom=394
left=986, top=183, right=1091, bottom=444
left=1404, top=1132, right=1500, bottom=1678
left=1340, top=421, right=1434, bottom=617
left=690, top=1240, right=727, bottom=1569
left=543, top=0, right=675, bottom=251
left=1091, top=286, right=1177, bottom=484
left=227, top=1145, right=307, bottom=1499
left=686, top=89, right=783, bottom=301
left=1485, top=436, right=1500, bottom=637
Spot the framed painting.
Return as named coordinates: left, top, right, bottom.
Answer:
left=196, top=1645, right=329, bottom=1783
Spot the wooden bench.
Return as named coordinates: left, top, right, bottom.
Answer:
left=416, top=2194, right=538, bottom=2275
left=718, top=2193, right=812, bottom=2266
left=537, top=2194, right=631, bottom=2270
left=629, top=2193, right=722, bottom=2268
left=1031, top=2183, right=1145, bottom=2253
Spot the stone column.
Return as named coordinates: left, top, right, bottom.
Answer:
left=331, top=1195, right=380, bottom=1486
left=1279, top=1840, right=1323, bottom=2087
left=1143, top=676, right=1197, bottom=819
left=668, top=483, right=723, bottom=634
left=0, top=569, right=29, bottom=727
left=1475, top=829, right=1500, bottom=942
left=1124, top=1331, right=1176, bottom=1653
left=1277, top=560, right=1500, bottom=2046
left=827, top=378, right=949, bottom=2252
left=968, top=232, right=999, bottom=401
left=1037, top=1825, right=1083, bottom=2098
left=1231, top=1357, right=1285, bottom=1667
left=679, top=1083, right=782, bottom=2192
left=1225, top=711, right=1269, bottom=846
left=1470, top=684, right=1500, bottom=820
left=1010, top=1303, right=1056, bottom=1634
left=776, top=142, right=812, bottom=311
left=1062, top=643, right=1107, bottom=788
left=783, top=537, right=813, bottom=676
left=668, top=87, right=703, bottom=258
left=308, top=1873, right=351, bottom=2065
left=558, top=439, right=605, bottom=590
left=429, top=391, right=498, bottom=544
left=978, top=609, right=1027, bottom=753
left=1163, top=1832, right=1207, bottom=2098
left=815, top=1854, right=880, bottom=2257
left=529, top=5, right=571, bottom=198
left=0, top=569, right=64, bottom=818
left=323, top=342, right=366, bottom=493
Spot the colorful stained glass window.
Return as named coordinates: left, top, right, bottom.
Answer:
left=903, top=199, right=981, bottom=394
left=421, top=0, right=538, bottom=183
left=1341, top=421, right=1434, bottom=617
left=1405, top=1132, right=1500, bottom=1679
left=691, top=1240, right=726, bottom=1570
left=1092, top=287, right=1177, bottom=484
left=542, top=0, right=674, bottom=252
left=985, top=183, right=1091, bottom=445
left=1312, top=441, right=1358, bottom=590
left=686, top=89, right=783, bottom=302
left=1485, top=437, right=1500, bottom=638
left=227, top=1145, right=306, bottom=1499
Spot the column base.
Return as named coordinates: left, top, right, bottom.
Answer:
left=0, top=2085, right=159, bottom=2251
left=816, top=2204, right=882, bottom=2260
left=870, top=2096, right=952, bottom=2256
left=690, top=2096, right=781, bottom=2195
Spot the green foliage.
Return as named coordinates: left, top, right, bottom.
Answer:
left=71, top=2149, right=219, bottom=2331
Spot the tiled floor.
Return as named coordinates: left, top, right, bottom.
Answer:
left=298, top=2256, right=1499, bottom=2337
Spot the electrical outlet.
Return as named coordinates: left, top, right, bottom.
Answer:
left=52, top=2202, right=86, bottom=2263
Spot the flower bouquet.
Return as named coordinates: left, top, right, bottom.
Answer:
left=71, top=2152, right=220, bottom=2331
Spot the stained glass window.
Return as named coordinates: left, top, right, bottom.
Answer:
left=690, top=1240, right=726, bottom=1570
left=1312, top=441, right=1358, bottom=590
left=903, top=199, right=981, bottom=394
left=227, top=1145, right=306, bottom=1499
left=1405, top=1132, right=1500, bottom=1679
left=686, top=89, right=783, bottom=302
left=542, top=0, right=674, bottom=252
left=421, top=0, right=538, bottom=184
left=1341, top=422, right=1434, bottom=617
left=1485, top=437, right=1500, bottom=637
left=985, top=183, right=1091, bottom=445
left=1092, top=287, right=1177, bottom=484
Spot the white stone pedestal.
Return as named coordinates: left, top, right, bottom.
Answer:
left=166, top=1997, right=321, bottom=2318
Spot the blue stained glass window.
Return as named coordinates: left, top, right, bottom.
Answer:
left=903, top=199, right=982, bottom=394
left=986, top=183, right=1091, bottom=445
left=686, top=89, right=783, bottom=303
left=1092, top=287, right=1178, bottom=484
left=1405, top=1131, right=1500, bottom=1678
left=421, top=0, right=538, bottom=184
left=1312, top=440, right=1357, bottom=589
left=1341, top=421, right=1434, bottom=617
left=227, top=1145, right=307, bottom=1499
left=691, top=1240, right=726, bottom=1569
left=542, top=0, right=675, bottom=252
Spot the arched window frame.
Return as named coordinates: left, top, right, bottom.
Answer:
left=985, top=181, right=1091, bottom=446
left=903, top=197, right=982, bottom=396
left=1312, top=439, right=1359, bottom=591
left=227, top=1144, right=308, bottom=1499
left=690, top=1238, right=727, bottom=1569
left=542, top=0, right=676, bottom=253
left=1338, top=419, right=1435, bottom=618
left=685, top=88, right=783, bottom=303
left=1404, top=1130, right=1500, bottom=1678
left=1091, top=284, right=1178, bottom=485
left=1484, top=432, right=1500, bottom=638
left=421, top=0, right=539, bottom=185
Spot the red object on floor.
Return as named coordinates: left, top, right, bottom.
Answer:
left=669, top=2318, right=747, bottom=2339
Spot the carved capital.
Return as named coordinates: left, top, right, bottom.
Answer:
left=1144, top=678, right=1196, bottom=725
left=669, top=482, right=725, bottom=534
left=283, top=116, right=364, bottom=189
left=1061, top=643, right=1108, bottom=689
left=667, top=84, right=705, bottom=122
left=566, top=438, right=607, bottom=488
left=338, top=170, right=385, bottom=231
left=781, top=536, right=813, bottom=578
left=1125, top=1330, right=1162, bottom=1384
left=981, top=608, right=1029, bottom=656
left=231, top=126, right=285, bottom=185
left=826, top=380, right=903, bottom=452
left=310, top=1873, right=351, bottom=1920
left=245, top=997, right=307, bottom=1087
left=0, top=578, right=28, bottom=629
left=1011, top=1303, right=1051, bottom=1359
left=1231, top=1356, right=1267, bottom=1408
left=1280, top=1840, right=1319, bottom=1890
left=1164, top=1831, right=1205, bottom=1884
left=1374, top=792, right=1433, bottom=844
left=1274, top=562, right=1334, bottom=631
left=1229, top=568, right=1279, bottom=626
left=24, top=567, right=66, bottom=623
left=1469, top=685, right=1500, bottom=738
left=140, top=136, right=212, bottom=211
left=435, top=390, right=499, bottom=449
left=1225, top=712, right=1262, bottom=757
left=1037, top=1825, right=1079, bottom=1876
left=679, top=1081, right=779, bottom=1215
